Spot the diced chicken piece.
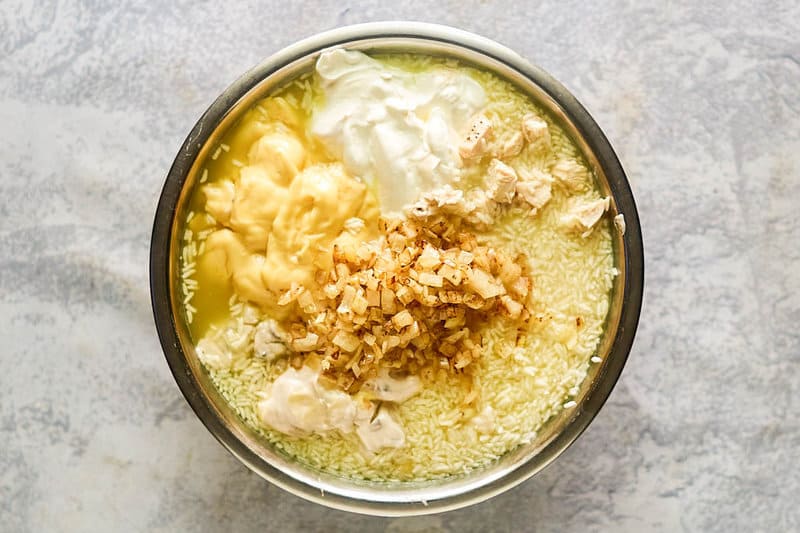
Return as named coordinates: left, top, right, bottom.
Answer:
left=362, top=369, right=422, bottom=403
left=459, top=115, right=493, bottom=160
left=429, top=185, right=466, bottom=209
left=516, top=180, right=552, bottom=214
left=486, top=159, right=518, bottom=204
left=464, top=190, right=498, bottom=228
left=195, top=338, right=233, bottom=370
left=521, top=114, right=551, bottom=148
left=405, top=185, right=470, bottom=219
left=614, top=213, right=626, bottom=235
left=577, top=197, right=611, bottom=228
left=254, top=318, right=289, bottom=360
left=203, top=179, right=236, bottom=225
left=560, top=197, right=611, bottom=236
left=551, top=159, right=589, bottom=192
left=515, top=168, right=553, bottom=214
left=406, top=181, right=504, bottom=228
left=496, top=131, right=525, bottom=159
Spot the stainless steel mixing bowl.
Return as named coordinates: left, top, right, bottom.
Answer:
left=150, top=22, right=643, bottom=516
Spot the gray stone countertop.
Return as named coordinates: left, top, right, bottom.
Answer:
left=1, top=2, right=798, bottom=532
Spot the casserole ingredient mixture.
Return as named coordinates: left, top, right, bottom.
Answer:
left=179, top=50, right=620, bottom=481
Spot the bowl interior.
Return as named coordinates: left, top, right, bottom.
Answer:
left=151, top=24, right=643, bottom=516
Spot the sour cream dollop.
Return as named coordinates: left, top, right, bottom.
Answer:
left=258, top=366, right=362, bottom=436
left=258, top=365, right=420, bottom=452
left=311, top=49, right=487, bottom=213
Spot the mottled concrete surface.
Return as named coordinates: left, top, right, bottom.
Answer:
left=1, top=1, right=798, bottom=531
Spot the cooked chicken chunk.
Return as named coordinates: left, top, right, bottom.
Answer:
left=521, top=113, right=550, bottom=149
left=464, top=189, right=498, bottom=227
left=405, top=185, right=471, bottom=219
left=496, top=131, right=525, bottom=159
left=515, top=168, right=553, bottom=214
left=427, top=185, right=468, bottom=211
left=459, top=114, right=493, bottom=160
left=560, top=197, right=610, bottom=236
left=254, top=318, right=289, bottom=360
left=551, top=159, right=589, bottom=192
left=486, top=159, right=518, bottom=203
left=614, top=213, right=626, bottom=235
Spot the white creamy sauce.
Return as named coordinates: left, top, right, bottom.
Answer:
left=257, top=365, right=419, bottom=452
left=253, top=319, right=289, bottom=360
left=258, top=366, right=360, bottom=436
left=356, top=406, right=406, bottom=453
left=311, top=49, right=487, bottom=213
left=361, top=369, right=421, bottom=403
